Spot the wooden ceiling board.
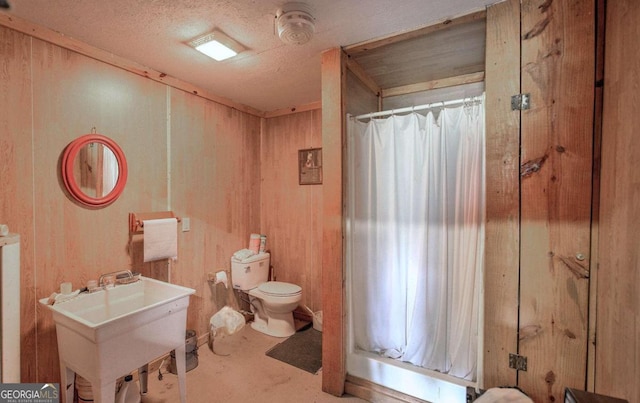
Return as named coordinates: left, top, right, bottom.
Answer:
left=348, top=18, right=486, bottom=91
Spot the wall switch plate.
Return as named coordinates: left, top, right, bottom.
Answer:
left=182, top=217, right=190, bottom=232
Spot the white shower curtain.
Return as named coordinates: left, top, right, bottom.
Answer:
left=347, top=96, right=485, bottom=381
left=103, top=145, right=118, bottom=196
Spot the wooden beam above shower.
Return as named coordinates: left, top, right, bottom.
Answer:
left=344, top=9, right=486, bottom=55
left=382, top=71, right=485, bottom=98
left=343, top=10, right=486, bottom=104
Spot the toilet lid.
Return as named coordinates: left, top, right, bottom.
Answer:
left=258, top=281, right=301, bottom=297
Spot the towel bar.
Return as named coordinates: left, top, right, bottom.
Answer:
left=129, top=211, right=181, bottom=234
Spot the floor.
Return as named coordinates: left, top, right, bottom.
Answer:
left=140, top=325, right=366, bottom=403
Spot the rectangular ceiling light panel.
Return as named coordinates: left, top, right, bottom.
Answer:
left=189, top=30, right=245, bottom=61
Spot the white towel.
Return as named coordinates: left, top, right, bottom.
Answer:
left=233, top=248, right=256, bottom=261
left=143, top=218, right=178, bottom=262
left=474, top=388, right=533, bottom=403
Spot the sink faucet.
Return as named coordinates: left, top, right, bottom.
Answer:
left=99, top=270, right=134, bottom=288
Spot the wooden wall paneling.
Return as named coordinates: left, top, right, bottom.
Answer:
left=171, top=88, right=262, bottom=336
left=0, top=25, right=35, bottom=382
left=518, top=0, right=595, bottom=401
left=321, top=47, right=346, bottom=396
left=483, top=0, right=521, bottom=389
left=597, top=1, right=640, bottom=401
left=263, top=100, right=321, bottom=119
left=169, top=89, right=208, bottom=334
left=346, top=70, right=380, bottom=117
left=129, top=247, right=171, bottom=283
left=261, top=110, right=323, bottom=311
left=0, top=13, right=263, bottom=118
left=587, top=0, right=605, bottom=392
left=202, top=99, right=262, bottom=277
left=261, top=113, right=297, bottom=289
left=31, top=38, right=168, bottom=384
left=3, top=18, right=263, bottom=385
left=207, top=94, right=262, bottom=321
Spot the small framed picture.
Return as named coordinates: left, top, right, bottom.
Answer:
left=299, top=148, right=322, bottom=185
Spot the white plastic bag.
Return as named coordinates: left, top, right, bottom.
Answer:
left=210, top=306, right=245, bottom=336
left=208, top=306, right=245, bottom=352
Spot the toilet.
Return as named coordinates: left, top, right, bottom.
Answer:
left=231, top=252, right=302, bottom=337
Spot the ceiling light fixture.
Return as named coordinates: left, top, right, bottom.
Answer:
left=188, top=30, right=245, bottom=61
left=276, top=3, right=315, bottom=45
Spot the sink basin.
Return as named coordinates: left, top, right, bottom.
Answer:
left=40, top=276, right=195, bottom=403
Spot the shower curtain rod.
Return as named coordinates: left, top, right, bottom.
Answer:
left=353, top=96, right=482, bottom=121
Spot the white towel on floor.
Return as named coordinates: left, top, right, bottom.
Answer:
left=143, top=218, right=178, bottom=262
left=475, top=388, right=533, bottom=403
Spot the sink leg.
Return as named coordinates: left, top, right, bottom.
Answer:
left=175, top=344, right=187, bottom=403
left=138, top=363, right=149, bottom=394
left=93, top=380, right=117, bottom=403
left=59, top=364, right=75, bottom=403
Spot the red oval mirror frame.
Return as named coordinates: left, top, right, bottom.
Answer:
left=61, top=134, right=128, bottom=208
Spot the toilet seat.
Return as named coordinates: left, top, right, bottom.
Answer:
left=257, top=281, right=301, bottom=297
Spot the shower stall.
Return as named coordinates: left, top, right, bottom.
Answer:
left=345, top=95, right=485, bottom=402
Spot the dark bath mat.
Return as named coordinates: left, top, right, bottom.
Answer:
left=265, top=327, right=322, bottom=374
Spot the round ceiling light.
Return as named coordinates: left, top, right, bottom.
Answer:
left=276, top=9, right=315, bottom=45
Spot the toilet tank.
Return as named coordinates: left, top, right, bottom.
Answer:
left=231, top=252, right=270, bottom=291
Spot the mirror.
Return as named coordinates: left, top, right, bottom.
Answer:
left=62, top=134, right=127, bottom=208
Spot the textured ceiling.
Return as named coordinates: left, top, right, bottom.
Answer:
left=2, top=0, right=497, bottom=112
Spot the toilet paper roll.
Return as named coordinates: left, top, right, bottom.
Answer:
left=214, top=270, right=229, bottom=289
left=0, top=224, right=9, bottom=237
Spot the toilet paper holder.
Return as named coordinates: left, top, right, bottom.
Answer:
left=208, top=270, right=230, bottom=289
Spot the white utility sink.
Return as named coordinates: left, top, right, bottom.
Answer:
left=40, top=276, right=195, bottom=403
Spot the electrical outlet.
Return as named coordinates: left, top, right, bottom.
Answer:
left=182, top=217, right=190, bottom=232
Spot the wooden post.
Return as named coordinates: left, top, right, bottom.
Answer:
left=321, top=47, right=347, bottom=396
left=483, top=0, right=521, bottom=389
left=597, top=1, right=640, bottom=401
left=518, top=0, right=595, bottom=401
